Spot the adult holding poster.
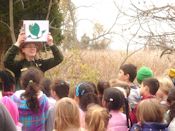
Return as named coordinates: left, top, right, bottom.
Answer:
left=3, top=20, right=64, bottom=88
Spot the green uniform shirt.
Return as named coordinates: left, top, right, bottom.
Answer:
left=4, top=44, right=63, bottom=83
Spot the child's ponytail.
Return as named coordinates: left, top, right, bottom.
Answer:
left=20, top=67, right=43, bottom=113
left=21, top=80, right=39, bottom=113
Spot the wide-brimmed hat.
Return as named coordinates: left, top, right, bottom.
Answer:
left=19, top=42, right=43, bottom=51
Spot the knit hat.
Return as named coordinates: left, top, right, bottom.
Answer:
left=137, top=66, right=153, bottom=84
left=168, top=68, right=175, bottom=78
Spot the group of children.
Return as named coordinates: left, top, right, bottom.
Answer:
left=0, top=64, right=175, bottom=131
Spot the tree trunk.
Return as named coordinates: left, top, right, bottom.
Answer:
left=9, top=0, right=16, bottom=43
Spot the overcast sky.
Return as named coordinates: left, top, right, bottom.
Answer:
left=72, top=0, right=175, bottom=50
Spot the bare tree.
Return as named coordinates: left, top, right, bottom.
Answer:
left=114, top=0, right=175, bottom=57
left=60, top=0, right=120, bottom=50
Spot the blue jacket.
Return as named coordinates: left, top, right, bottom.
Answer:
left=130, top=122, right=168, bottom=131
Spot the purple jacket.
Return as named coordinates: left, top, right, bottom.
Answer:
left=130, top=122, right=168, bottom=131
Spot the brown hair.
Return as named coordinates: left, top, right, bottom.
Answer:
left=40, top=77, right=52, bottom=97
left=54, top=98, right=80, bottom=131
left=20, top=67, right=44, bottom=113
left=119, top=64, right=137, bottom=82
left=142, top=78, right=159, bottom=95
left=51, top=79, right=70, bottom=98
left=167, top=87, right=175, bottom=121
left=85, top=104, right=110, bottom=131
left=136, top=98, right=164, bottom=123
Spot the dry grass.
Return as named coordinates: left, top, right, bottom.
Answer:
left=45, top=49, right=174, bottom=85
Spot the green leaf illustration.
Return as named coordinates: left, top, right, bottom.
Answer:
left=29, top=23, right=40, bottom=37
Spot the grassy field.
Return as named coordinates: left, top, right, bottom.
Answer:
left=44, top=49, right=174, bottom=87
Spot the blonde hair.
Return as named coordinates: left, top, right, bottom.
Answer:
left=136, top=98, right=164, bottom=123
left=54, top=98, right=80, bottom=131
left=85, top=104, right=110, bottom=131
left=158, top=77, right=174, bottom=95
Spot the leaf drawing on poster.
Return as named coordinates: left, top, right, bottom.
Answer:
left=28, top=23, right=46, bottom=39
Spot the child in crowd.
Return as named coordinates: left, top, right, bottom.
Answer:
left=117, top=64, right=140, bottom=109
left=86, top=81, right=98, bottom=95
left=167, top=87, right=175, bottom=131
left=140, top=78, right=159, bottom=99
left=97, top=80, right=110, bottom=105
left=46, top=79, right=70, bottom=131
left=85, top=104, right=110, bottom=131
left=156, top=77, right=174, bottom=123
left=103, top=87, right=128, bottom=131
left=54, top=97, right=84, bottom=131
left=0, top=69, right=15, bottom=97
left=74, top=82, right=99, bottom=112
left=1, top=96, right=22, bottom=130
left=136, top=66, right=154, bottom=84
left=0, top=69, right=22, bottom=129
left=168, top=68, right=175, bottom=86
left=156, top=77, right=174, bottom=105
left=0, top=102, right=16, bottom=131
left=11, top=67, right=49, bottom=131
left=51, top=79, right=70, bottom=100
left=109, top=80, right=130, bottom=98
left=112, top=83, right=131, bottom=128
left=40, top=77, right=56, bottom=107
left=74, top=82, right=99, bottom=127
left=130, top=77, right=160, bottom=124
left=130, top=99, right=168, bottom=131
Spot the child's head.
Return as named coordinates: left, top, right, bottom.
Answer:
left=85, top=81, right=98, bottom=95
left=97, top=80, right=110, bottom=105
left=20, top=67, right=44, bottom=113
left=167, top=87, right=175, bottom=121
left=40, top=77, right=52, bottom=97
left=110, top=79, right=130, bottom=98
left=156, top=77, right=174, bottom=101
left=75, top=82, right=99, bottom=111
left=168, top=68, right=175, bottom=86
left=137, top=66, right=153, bottom=84
left=103, top=87, right=125, bottom=111
left=97, top=80, right=110, bottom=96
left=20, top=67, right=43, bottom=89
left=0, top=69, right=15, bottom=96
left=118, top=64, right=137, bottom=83
left=51, top=79, right=69, bottom=100
left=55, top=97, right=80, bottom=131
left=136, top=98, right=164, bottom=123
left=85, top=104, right=110, bottom=131
left=140, top=78, right=159, bottom=97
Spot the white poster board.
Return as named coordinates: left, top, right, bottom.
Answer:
left=23, top=20, right=49, bottom=42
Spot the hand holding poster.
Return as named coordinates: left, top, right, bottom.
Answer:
left=23, top=20, right=49, bottom=42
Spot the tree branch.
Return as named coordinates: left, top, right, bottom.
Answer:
left=0, top=20, right=10, bottom=30
left=46, top=0, right=53, bottom=20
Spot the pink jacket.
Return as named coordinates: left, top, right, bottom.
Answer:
left=107, top=110, right=128, bottom=131
left=1, top=96, right=20, bottom=125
